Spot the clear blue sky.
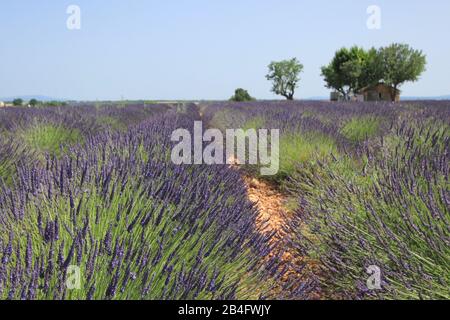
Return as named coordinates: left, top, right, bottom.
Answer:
left=0, top=0, right=449, bottom=100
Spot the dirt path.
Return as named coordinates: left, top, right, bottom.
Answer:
left=243, top=175, right=321, bottom=299
left=244, top=177, right=287, bottom=240
left=201, top=107, right=320, bottom=299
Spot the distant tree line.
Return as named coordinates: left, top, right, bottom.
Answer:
left=231, top=43, right=426, bottom=102
left=10, top=99, right=67, bottom=107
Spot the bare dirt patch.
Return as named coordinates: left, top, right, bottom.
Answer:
left=243, top=175, right=322, bottom=299
left=245, top=177, right=287, bottom=239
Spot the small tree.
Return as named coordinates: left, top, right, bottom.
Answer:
left=378, top=43, right=427, bottom=101
left=12, top=98, right=23, bottom=106
left=230, top=88, right=254, bottom=102
left=266, top=58, right=303, bottom=100
left=29, top=99, right=39, bottom=107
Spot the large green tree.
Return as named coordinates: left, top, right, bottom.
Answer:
left=266, top=58, right=303, bottom=100
left=378, top=43, right=427, bottom=101
left=321, top=46, right=378, bottom=100
left=359, top=47, right=384, bottom=90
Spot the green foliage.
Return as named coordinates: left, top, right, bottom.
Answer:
left=378, top=43, right=427, bottom=101
left=29, top=99, right=39, bottom=107
left=230, top=88, right=255, bottom=102
left=322, top=44, right=427, bottom=102
left=20, top=124, right=82, bottom=158
left=0, top=139, right=23, bottom=185
left=341, top=116, right=381, bottom=143
left=288, top=120, right=449, bottom=299
left=42, top=101, right=67, bottom=107
left=266, top=58, right=303, bottom=100
left=13, top=98, right=23, bottom=106
left=321, top=46, right=378, bottom=100
left=243, top=117, right=265, bottom=131
left=359, top=47, right=384, bottom=90
left=277, top=132, right=337, bottom=179
left=8, top=170, right=264, bottom=300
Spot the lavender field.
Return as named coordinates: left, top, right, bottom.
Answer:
left=0, top=101, right=448, bottom=300
left=204, top=100, right=450, bottom=299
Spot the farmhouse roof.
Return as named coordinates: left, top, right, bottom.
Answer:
left=359, top=82, right=400, bottom=94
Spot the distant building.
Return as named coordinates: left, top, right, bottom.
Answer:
left=330, top=91, right=344, bottom=102
left=0, top=101, right=4, bottom=108
left=351, top=94, right=364, bottom=102
left=330, top=92, right=364, bottom=102
left=359, top=83, right=400, bottom=102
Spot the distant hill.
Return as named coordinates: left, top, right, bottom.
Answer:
left=0, top=95, right=67, bottom=102
left=2, top=95, right=449, bottom=103
left=402, top=95, right=450, bottom=101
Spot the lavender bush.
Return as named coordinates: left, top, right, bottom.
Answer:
left=204, top=100, right=450, bottom=299
left=287, top=117, right=449, bottom=299
left=0, top=104, right=295, bottom=300
left=1, top=100, right=448, bottom=300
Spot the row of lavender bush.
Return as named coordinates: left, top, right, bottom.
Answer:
left=204, top=100, right=449, bottom=299
left=0, top=104, right=299, bottom=300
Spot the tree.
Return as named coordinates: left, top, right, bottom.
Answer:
left=378, top=43, right=427, bottom=101
left=359, top=47, right=384, bottom=89
left=29, top=99, right=39, bottom=107
left=321, top=46, right=375, bottom=100
left=266, top=58, right=303, bottom=100
left=230, top=88, right=254, bottom=102
left=12, top=98, right=23, bottom=106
